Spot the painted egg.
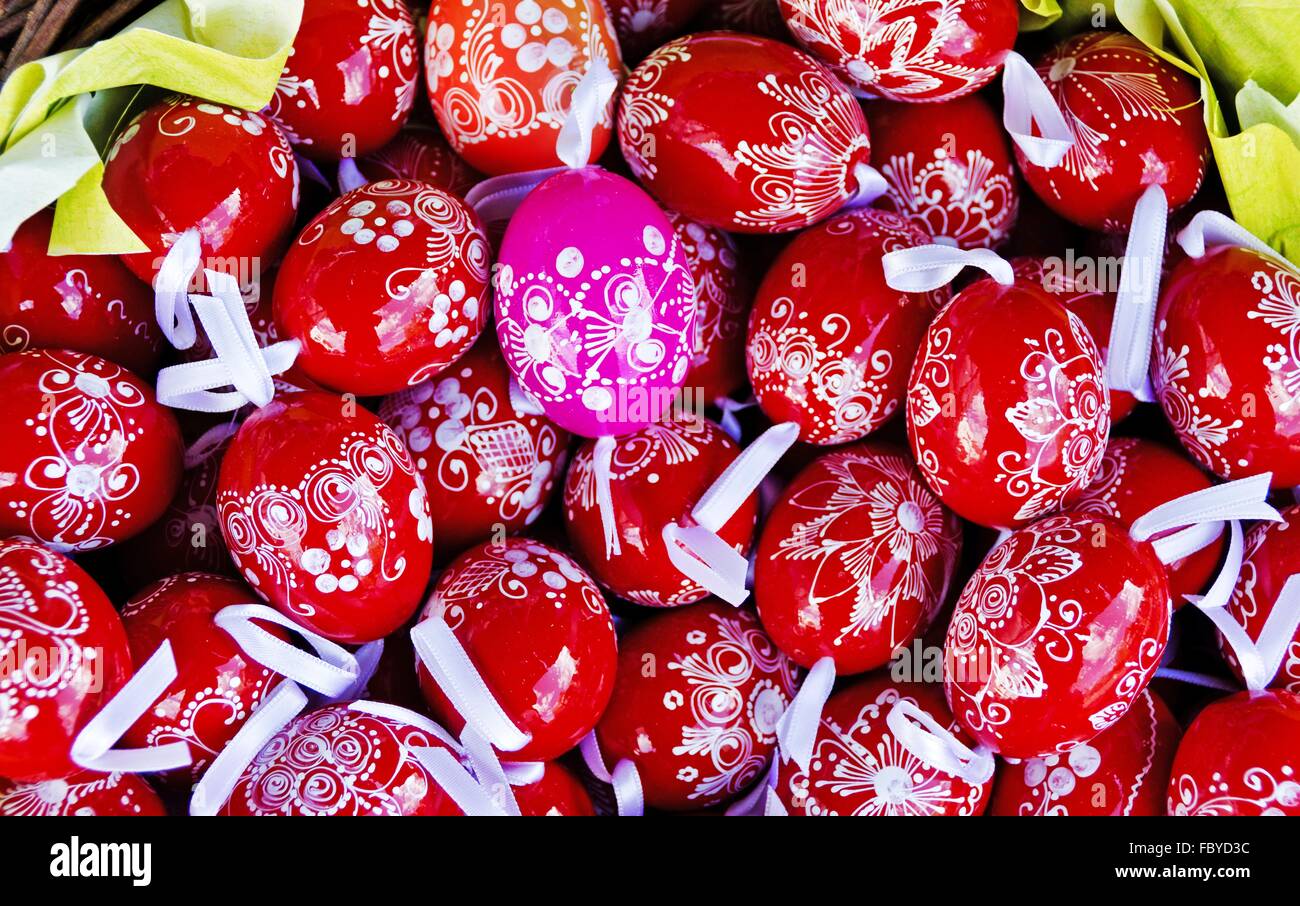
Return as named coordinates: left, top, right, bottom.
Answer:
left=424, top=0, right=622, bottom=175
left=0, top=209, right=162, bottom=376
left=378, top=333, right=569, bottom=560
left=102, top=96, right=298, bottom=284
left=945, top=512, right=1169, bottom=759
left=563, top=414, right=756, bottom=607
left=607, top=0, right=706, bottom=60
left=264, top=0, right=419, bottom=159
left=417, top=538, right=617, bottom=761
left=0, top=349, right=182, bottom=552
left=906, top=275, right=1110, bottom=529
left=216, top=391, right=433, bottom=644
left=618, top=32, right=871, bottom=233
left=778, top=0, right=1020, bottom=103
left=755, top=441, right=962, bottom=674
left=748, top=207, right=945, bottom=445
left=274, top=179, right=491, bottom=395
left=0, top=770, right=165, bottom=816
left=595, top=601, right=798, bottom=810
left=0, top=539, right=132, bottom=783
left=357, top=122, right=485, bottom=196
left=867, top=94, right=1019, bottom=250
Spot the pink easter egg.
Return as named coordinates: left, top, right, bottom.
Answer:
left=494, top=167, right=696, bottom=438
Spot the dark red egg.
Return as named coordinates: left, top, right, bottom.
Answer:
left=102, top=96, right=298, bottom=284
left=867, top=94, right=1019, bottom=250
left=0, top=209, right=162, bottom=376
left=216, top=391, right=433, bottom=644
left=907, top=276, right=1110, bottom=529
left=618, top=31, right=870, bottom=233
left=0, top=539, right=132, bottom=783
left=0, top=349, right=182, bottom=552
left=417, top=538, right=617, bottom=762
left=945, top=512, right=1169, bottom=759
left=357, top=123, right=484, bottom=196
left=1015, top=31, right=1209, bottom=232
left=1167, top=690, right=1300, bottom=816
left=778, top=0, right=1019, bottom=103
left=748, top=208, right=945, bottom=445
left=595, top=601, right=798, bottom=810
left=264, top=0, right=419, bottom=160
left=756, top=441, right=962, bottom=674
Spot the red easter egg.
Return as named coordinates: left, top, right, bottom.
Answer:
left=274, top=179, right=490, bottom=395
left=867, top=95, right=1019, bottom=250
left=1015, top=31, right=1209, bottom=232
left=1072, top=437, right=1222, bottom=606
left=102, top=96, right=298, bottom=284
left=779, top=0, right=1019, bottom=103
left=563, top=414, right=756, bottom=607
left=417, top=538, right=617, bottom=761
left=755, top=441, right=962, bottom=673
left=378, top=333, right=570, bottom=560
left=424, top=0, right=622, bottom=175
left=990, top=688, right=1180, bottom=815
left=0, top=349, right=182, bottom=552
left=0, top=770, right=165, bottom=816
left=618, top=32, right=871, bottom=233
left=775, top=673, right=993, bottom=816
left=607, top=0, right=706, bottom=60
left=1222, top=506, right=1300, bottom=693
left=0, top=209, right=162, bottom=376
left=0, top=539, right=132, bottom=782
left=945, top=512, right=1170, bottom=759
left=906, top=276, right=1110, bottom=529
left=1011, top=255, right=1133, bottom=422
left=1167, top=690, right=1300, bottom=816
left=596, top=601, right=798, bottom=810
left=357, top=123, right=485, bottom=196
left=513, top=760, right=596, bottom=815
left=119, top=573, right=284, bottom=787
left=220, top=703, right=464, bottom=815
left=113, top=425, right=239, bottom=592
left=748, top=207, right=945, bottom=445
left=668, top=210, right=752, bottom=403
left=1154, top=247, right=1300, bottom=487
left=216, top=391, right=433, bottom=644
left=264, top=0, right=418, bottom=159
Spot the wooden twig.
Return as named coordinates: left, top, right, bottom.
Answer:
left=2, top=0, right=77, bottom=78
left=64, top=0, right=150, bottom=49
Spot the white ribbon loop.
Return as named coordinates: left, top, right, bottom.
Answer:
left=189, top=679, right=309, bottom=815
left=1130, top=473, right=1280, bottom=550
left=1001, top=50, right=1074, bottom=169
left=154, top=228, right=203, bottom=349
left=214, top=603, right=367, bottom=699
left=71, top=640, right=193, bottom=774
left=1196, top=568, right=1300, bottom=691
left=579, top=731, right=644, bottom=817
left=1107, top=184, right=1169, bottom=403
left=1176, top=209, right=1287, bottom=263
left=663, top=421, right=798, bottom=606
left=593, top=434, right=622, bottom=558
left=409, top=617, right=532, bottom=753
left=886, top=699, right=995, bottom=785
left=776, top=656, right=836, bottom=775
left=556, top=60, right=619, bottom=170
left=715, top=395, right=757, bottom=442
left=409, top=746, right=508, bottom=816
left=469, top=167, right=566, bottom=235
left=843, top=162, right=889, bottom=209
left=327, top=639, right=385, bottom=704
left=155, top=268, right=301, bottom=412
left=336, top=156, right=368, bottom=193
left=882, top=244, right=1015, bottom=293
left=459, top=726, right=523, bottom=816
left=1184, top=519, right=1246, bottom=613
left=1150, top=520, right=1224, bottom=566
